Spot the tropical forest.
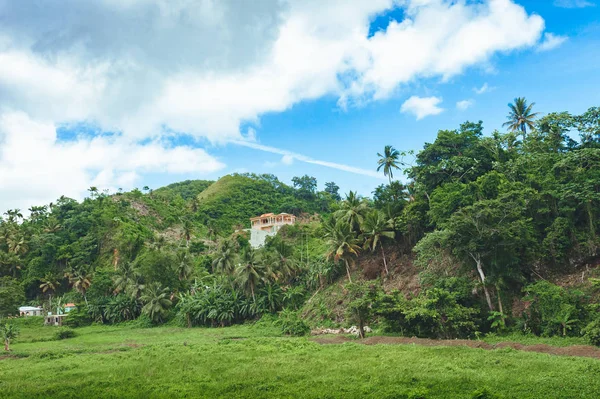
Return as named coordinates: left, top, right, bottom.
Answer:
left=2, top=100, right=600, bottom=398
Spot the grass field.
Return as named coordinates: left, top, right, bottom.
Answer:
left=2, top=319, right=600, bottom=398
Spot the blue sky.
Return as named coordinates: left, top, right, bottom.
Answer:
left=0, top=0, right=599, bottom=213
left=159, top=1, right=600, bottom=196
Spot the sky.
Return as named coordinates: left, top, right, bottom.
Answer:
left=1, top=0, right=599, bottom=215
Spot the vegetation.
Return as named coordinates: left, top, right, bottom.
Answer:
left=2, top=322, right=600, bottom=398
left=1, top=99, right=600, bottom=396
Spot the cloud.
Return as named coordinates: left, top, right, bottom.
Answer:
left=281, top=154, right=295, bottom=165
left=456, top=99, right=474, bottom=111
left=536, top=33, right=568, bottom=52
left=553, top=0, right=595, bottom=8
left=473, top=83, right=495, bottom=94
left=0, top=112, right=224, bottom=212
left=400, top=96, right=444, bottom=120
left=0, top=0, right=549, bottom=211
left=231, top=140, right=384, bottom=179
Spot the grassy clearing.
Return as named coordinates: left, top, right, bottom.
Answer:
left=1, top=321, right=600, bottom=398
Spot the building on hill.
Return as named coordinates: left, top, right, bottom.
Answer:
left=249, top=213, right=296, bottom=248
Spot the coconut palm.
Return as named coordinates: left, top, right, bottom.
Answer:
left=40, top=274, right=60, bottom=310
left=175, top=250, right=193, bottom=281
left=66, top=269, right=92, bottom=305
left=377, top=145, right=401, bottom=183
left=212, top=239, right=236, bottom=275
left=235, top=248, right=265, bottom=302
left=113, top=263, right=137, bottom=294
left=503, top=97, right=539, bottom=136
left=361, top=210, right=395, bottom=275
left=141, top=283, right=172, bottom=323
left=324, top=219, right=361, bottom=283
left=1, top=322, right=19, bottom=351
left=334, top=191, right=369, bottom=232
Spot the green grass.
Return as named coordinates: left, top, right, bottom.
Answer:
left=1, top=321, right=600, bottom=398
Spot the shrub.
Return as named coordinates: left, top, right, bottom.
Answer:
left=54, top=328, right=76, bottom=340
left=63, top=307, right=92, bottom=328
left=583, top=319, right=600, bottom=346
left=276, top=309, right=310, bottom=336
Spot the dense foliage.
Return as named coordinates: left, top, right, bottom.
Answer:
left=1, top=101, right=600, bottom=345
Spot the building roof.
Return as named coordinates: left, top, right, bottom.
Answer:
left=65, top=303, right=77, bottom=307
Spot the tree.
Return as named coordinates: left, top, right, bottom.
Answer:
left=361, top=210, right=395, bottom=275
left=0, top=277, right=25, bottom=317
left=324, top=182, right=341, bottom=201
left=334, top=191, right=368, bottom=232
left=1, top=322, right=19, bottom=351
left=141, top=283, right=172, bottom=323
left=503, top=97, right=539, bottom=136
left=291, top=175, right=317, bottom=200
left=235, top=248, right=265, bottom=301
left=175, top=250, right=193, bottom=281
left=39, top=274, right=60, bottom=311
left=377, top=145, right=401, bottom=183
left=345, top=282, right=379, bottom=339
left=324, top=219, right=361, bottom=283
left=212, top=240, right=237, bottom=275
left=67, top=269, right=92, bottom=305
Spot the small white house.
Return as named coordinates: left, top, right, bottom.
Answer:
left=19, top=306, right=43, bottom=317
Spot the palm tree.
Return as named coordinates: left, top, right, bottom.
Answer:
left=377, top=145, right=401, bottom=183
left=40, top=274, right=60, bottom=311
left=212, top=240, right=236, bottom=275
left=141, top=283, right=172, bottom=323
left=334, top=191, right=368, bottom=232
left=181, top=218, right=193, bottom=247
left=1, top=322, right=19, bottom=351
left=113, top=263, right=136, bottom=294
left=361, top=210, right=395, bottom=275
left=324, top=219, right=361, bottom=283
left=235, top=248, right=265, bottom=302
left=66, top=269, right=92, bottom=305
left=175, top=250, right=193, bottom=281
left=503, top=97, right=539, bottom=136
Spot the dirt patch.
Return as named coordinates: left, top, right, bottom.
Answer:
left=312, top=336, right=600, bottom=359
left=0, top=354, right=20, bottom=360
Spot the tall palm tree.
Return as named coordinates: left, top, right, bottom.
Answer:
left=212, top=239, right=236, bottom=275
left=334, top=191, right=369, bottom=232
left=66, top=269, right=92, bottom=305
left=503, top=97, right=539, bottom=136
left=40, top=274, right=60, bottom=311
left=324, top=219, right=361, bottom=283
left=235, top=248, right=265, bottom=302
left=361, top=210, right=395, bottom=275
left=141, top=283, right=172, bottom=323
left=113, top=262, right=136, bottom=294
left=175, top=250, right=193, bottom=281
left=377, top=145, right=401, bottom=183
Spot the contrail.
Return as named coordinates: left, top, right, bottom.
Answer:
left=229, top=140, right=385, bottom=179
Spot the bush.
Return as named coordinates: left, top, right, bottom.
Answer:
left=583, top=319, right=600, bottom=346
left=63, top=307, right=92, bottom=328
left=53, top=328, right=76, bottom=340
left=276, top=309, right=310, bottom=336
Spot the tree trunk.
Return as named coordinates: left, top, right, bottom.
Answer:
left=358, top=317, right=365, bottom=339
left=381, top=245, right=389, bottom=275
left=344, top=259, right=353, bottom=283
left=4, top=339, right=9, bottom=351
left=187, top=313, right=191, bottom=328
left=471, top=253, right=494, bottom=312
left=496, top=285, right=504, bottom=314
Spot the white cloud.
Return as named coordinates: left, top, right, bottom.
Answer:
left=456, top=99, right=474, bottom=111
left=554, top=0, right=595, bottom=8
left=0, top=112, right=224, bottom=212
left=0, top=0, right=550, bottom=211
left=473, top=83, right=495, bottom=94
left=536, top=33, right=568, bottom=52
left=281, top=154, right=295, bottom=165
left=400, top=96, right=444, bottom=120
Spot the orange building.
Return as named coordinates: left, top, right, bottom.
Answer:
left=250, top=213, right=296, bottom=232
